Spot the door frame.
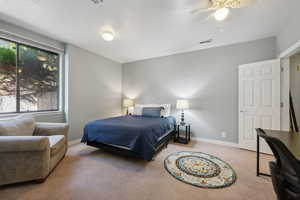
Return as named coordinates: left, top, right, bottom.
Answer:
left=237, top=40, right=300, bottom=150
left=279, top=39, right=300, bottom=131
left=280, top=58, right=290, bottom=131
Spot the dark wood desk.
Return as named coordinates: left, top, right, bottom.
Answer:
left=257, top=129, right=300, bottom=177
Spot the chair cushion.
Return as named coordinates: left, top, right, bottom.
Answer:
left=48, top=135, right=65, bottom=157
left=0, top=115, right=35, bottom=136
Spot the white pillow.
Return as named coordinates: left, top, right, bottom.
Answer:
left=0, top=115, right=35, bottom=136
left=134, top=104, right=171, bottom=117
left=133, top=106, right=143, bottom=116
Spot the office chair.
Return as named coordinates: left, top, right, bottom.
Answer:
left=256, top=128, right=300, bottom=200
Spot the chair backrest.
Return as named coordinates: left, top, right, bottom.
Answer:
left=0, top=115, right=35, bottom=136
left=256, top=128, right=300, bottom=179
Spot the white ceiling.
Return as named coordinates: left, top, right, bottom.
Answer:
left=0, top=0, right=294, bottom=63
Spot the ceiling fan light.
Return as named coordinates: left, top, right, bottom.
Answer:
left=214, top=7, right=230, bottom=21
left=102, top=31, right=115, bottom=41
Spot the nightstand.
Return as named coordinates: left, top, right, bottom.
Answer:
left=174, top=123, right=191, bottom=144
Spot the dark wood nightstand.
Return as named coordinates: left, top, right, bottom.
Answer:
left=174, top=123, right=191, bottom=144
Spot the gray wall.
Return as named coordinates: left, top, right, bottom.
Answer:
left=65, top=45, right=122, bottom=140
left=276, top=1, right=300, bottom=55
left=290, top=52, right=300, bottom=128
left=122, top=37, right=277, bottom=143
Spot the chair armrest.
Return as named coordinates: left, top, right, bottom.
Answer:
left=0, top=136, right=49, bottom=153
left=34, top=123, right=69, bottom=140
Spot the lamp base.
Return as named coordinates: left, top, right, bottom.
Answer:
left=180, top=110, right=185, bottom=125
left=180, top=121, right=186, bottom=126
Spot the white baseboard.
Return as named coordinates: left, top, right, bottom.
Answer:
left=68, top=138, right=81, bottom=146
left=68, top=137, right=239, bottom=148
left=192, top=137, right=239, bottom=148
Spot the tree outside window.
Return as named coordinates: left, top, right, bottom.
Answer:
left=0, top=38, right=59, bottom=113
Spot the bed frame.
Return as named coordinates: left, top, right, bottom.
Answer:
left=86, top=128, right=175, bottom=161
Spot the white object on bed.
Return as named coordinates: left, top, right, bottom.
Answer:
left=133, top=106, right=143, bottom=115
left=133, top=104, right=171, bottom=117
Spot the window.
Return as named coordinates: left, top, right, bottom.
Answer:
left=0, top=38, right=60, bottom=114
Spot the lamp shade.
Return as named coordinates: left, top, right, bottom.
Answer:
left=176, top=100, right=189, bottom=110
left=123, top=99, right=134, bottom=107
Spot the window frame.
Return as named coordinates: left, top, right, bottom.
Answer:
left=0, top=37, right=60, bottom=114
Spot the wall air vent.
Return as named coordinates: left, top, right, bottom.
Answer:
left=199, top=39, right=213, bottom=44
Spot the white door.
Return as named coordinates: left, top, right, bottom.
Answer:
left=239, top=59, right=281, bottom=153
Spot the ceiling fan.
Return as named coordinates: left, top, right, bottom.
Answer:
left=191, top=0, right=254, bottom=21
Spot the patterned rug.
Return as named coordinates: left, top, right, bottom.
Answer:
left=164, top=151, right=237, bottom=188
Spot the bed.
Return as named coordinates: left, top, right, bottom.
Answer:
left=81, top=115, right=176, bottom=161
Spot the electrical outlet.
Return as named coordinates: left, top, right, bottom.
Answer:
left=221, top=132, right=227, bottom=138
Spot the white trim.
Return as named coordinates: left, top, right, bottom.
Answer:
left=238, top=58, right=280, bottom=67
left=0, top=29, right=65, bottom=53
left=58, top=51, right=65, bottom=112
left=280, top=58, right=290, bottom=131
left=0, top=111, right=63, bottom=119
left=68, top=138, right=81, bottom=146
left=192, top=137, right=239, bottom=148
left=279, top=39, right=300, bottom=58
left=68, top=137, right=238, bottom=148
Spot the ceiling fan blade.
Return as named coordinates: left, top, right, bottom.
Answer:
left=200, top=0, right=213, bottom=8
left=238, top=0, right=256, bottom=8
left=226, top=0, right=256, bottom=8
left=190, top=0, right=214, bottom=14
left=190, top=7, right=213, bottom=14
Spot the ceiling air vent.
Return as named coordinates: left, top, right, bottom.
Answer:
left=91, top=0, right=103, bottom=4
left=199, top=39, right=213, bottom=44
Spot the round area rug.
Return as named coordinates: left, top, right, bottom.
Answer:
left=164, top=151, right=237, bottom=188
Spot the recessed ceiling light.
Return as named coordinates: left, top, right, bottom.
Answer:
left=102, top=31, right=115, bottom=42
left=214, top=7, right=230, bottom=21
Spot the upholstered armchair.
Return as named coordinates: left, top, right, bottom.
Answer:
left=0, top=116, right=69, bottom=186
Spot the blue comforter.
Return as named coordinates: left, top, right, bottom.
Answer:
left=81, top=115, right=176, bottom=161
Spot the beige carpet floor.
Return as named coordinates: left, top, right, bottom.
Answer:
left=0, top=141, right=276, bottom=200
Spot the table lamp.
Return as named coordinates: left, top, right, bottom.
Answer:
left=123, top=99, right=134, bottom=115
left=176, top=99, right=189, bottom=125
